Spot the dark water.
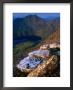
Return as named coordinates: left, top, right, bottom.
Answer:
left=13, top=35, right=42, bottom=46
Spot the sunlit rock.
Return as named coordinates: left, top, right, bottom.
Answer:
left=27, top=55, right=58, bottom=77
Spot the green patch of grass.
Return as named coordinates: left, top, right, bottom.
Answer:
left=13, top=41, right=39, bottom=65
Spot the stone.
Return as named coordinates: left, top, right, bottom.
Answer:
left=27, top=55, right=59, bottom=77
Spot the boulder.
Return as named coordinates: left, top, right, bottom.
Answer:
left=27, top=55, right=59, bottom=77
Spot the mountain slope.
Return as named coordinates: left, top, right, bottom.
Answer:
left=13, top=15, right=60, bottom=44
left=13, top=15, right=60, bottom=66
left=42, top=28, right=60, bottom=44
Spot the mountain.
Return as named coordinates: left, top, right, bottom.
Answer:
left=13, top=15, right=60, bottom=73
left=13, top=15, right=60, bottom=46
left=42, top=28, right=60, bottom=44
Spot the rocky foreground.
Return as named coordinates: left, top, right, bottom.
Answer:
left=27, top=55, right=59, bottom=77
left=14, top=44, right=60, bottom=77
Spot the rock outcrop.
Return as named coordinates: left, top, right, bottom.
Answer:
left=27, top=55, right=59, bottom=77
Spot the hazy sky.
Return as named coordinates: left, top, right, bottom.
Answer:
left=13, top=13, right=60, bottom=19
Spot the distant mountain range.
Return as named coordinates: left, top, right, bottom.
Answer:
left=13, top=15, right=60, bottom=46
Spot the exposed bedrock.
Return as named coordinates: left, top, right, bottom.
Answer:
left=27, top=55, right=59, bottom=77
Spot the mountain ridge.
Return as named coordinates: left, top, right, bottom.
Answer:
left=13, top=15, right=60, bottom=45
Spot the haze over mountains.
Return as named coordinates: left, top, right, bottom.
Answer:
left=13, top=15, right=60, bottom=46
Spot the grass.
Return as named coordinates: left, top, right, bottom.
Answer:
left=13, top=41, right=41, bottom=65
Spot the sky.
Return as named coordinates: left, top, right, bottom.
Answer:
left=13, top=13, right=60, bottom=19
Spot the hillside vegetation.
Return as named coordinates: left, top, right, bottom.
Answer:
left=13, top=15, right=60, bottom=77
